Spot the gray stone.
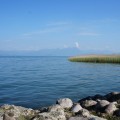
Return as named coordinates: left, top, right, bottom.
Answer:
left=111, top=92, right=120, bottom=95
left=111, top=101, right=118, bottom=105
left=57, top=98, right=73, bottom=108
left=71, top=104, right=82, bottom=113
left=0, top=117, right=3, bottom=120
left=82, top=100, right=97, bottom=108
left=89, top=115, right=107, bottom=120
left=48, top=105, right=63, bottom=112
left=105, top=103, right=117, bottom=115
left=115, top=109, right=120, bottom=116
left=33, top=104, right=66, bottom=120
left=96, top=100, right=109, bottom=108
left=69, top=117, right=88, bottom=120
left=3, top=113, right=15, bottom=120
left=0, top=104, right=38, bottom=119
left=33, top=110, right=66, bottom=120
left=79, top=108, right=90, bottom=117
left=39, top=107, right=48, bottom=113
left=105, top=92, right=120, bottom=102
left=0, top=108, right=4, bottom=120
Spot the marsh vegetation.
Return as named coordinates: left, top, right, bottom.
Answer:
left=69, top=55, right=120, bottom=64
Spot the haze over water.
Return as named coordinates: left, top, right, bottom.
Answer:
left=0, top=56, right=120, bottom=108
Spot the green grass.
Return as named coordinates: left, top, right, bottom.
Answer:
left=69, top=55, right=120, bottom=64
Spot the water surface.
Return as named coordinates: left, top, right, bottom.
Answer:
left=0, top=56, right=120, bottom=108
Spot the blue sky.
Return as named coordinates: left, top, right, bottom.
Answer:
left=0, top=0, right=120, bottom=52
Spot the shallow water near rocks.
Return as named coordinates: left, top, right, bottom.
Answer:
left=0, top=56, right=120, bottom=108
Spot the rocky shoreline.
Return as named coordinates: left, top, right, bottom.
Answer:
left=0, top=92, right=120, bottom=120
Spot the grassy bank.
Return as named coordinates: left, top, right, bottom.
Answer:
left=69, top=55, right=120, bottom=64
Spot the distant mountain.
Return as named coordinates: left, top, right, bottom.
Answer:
left=0, top=48, right=117, bottom=56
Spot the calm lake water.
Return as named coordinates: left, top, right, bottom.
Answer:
left=0, top=56, right=120, bottom=108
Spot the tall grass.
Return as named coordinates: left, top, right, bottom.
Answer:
left=69, top=55, right=120, bottom=64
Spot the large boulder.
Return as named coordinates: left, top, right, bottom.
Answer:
left=96, top=100, right=110, bottom=108
left=79, top=108, right=90, bottom=117
left=105, top=92, right=120, bottom=102
left=92, top=95, right=105, bottom=101
left=48, top=105, right=63, bottom=112
left=0, top=116, right=3, bottom=120
left=114, top=109, right=120, bottom=116
left=56, top=98, right=73, bottom=109
left=105, top=103, right=117, bottom=115
left=0, top=104, right=38, bottom=120
left=33, top=110, right=66, bottom=120
left=81, top=100, right=97, bottom=108
left=71, top=104, right=82, bottom=113
left=78, top=94, right=105, bottom=104
left=39, top=107, right=48, bottom=113
left=3, top=113, right=15, bottom=120
left=33, top=104, right=66, bottom=120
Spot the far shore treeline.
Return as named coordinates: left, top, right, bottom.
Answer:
left=69, top=55, right=120, bottom=64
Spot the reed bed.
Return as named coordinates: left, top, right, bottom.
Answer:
left=69, top=55, right=120, bottom=64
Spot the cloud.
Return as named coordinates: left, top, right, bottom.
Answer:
left=75, top=42, right=80, bottom=49
left=78, top=32, right=100, bottom=36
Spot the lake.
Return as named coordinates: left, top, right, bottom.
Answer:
left=0, top=56, right=120, bottom=108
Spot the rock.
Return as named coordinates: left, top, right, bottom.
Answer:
left=56, top=98, right=73, bottom=108
left=33, top=104, right=66, bottom=120
left=92, top=95, right=105, bottom=101
left=111, top=92, right=120, bottom=95
left=33, top=110, right=66, bottom=120
left=105, top=92, right=120, bottom=102
left=34, top=113, right=65, bottom=120
left=48, top=105, right=64, bottom=113
left=71, top=104, right=82, bottom=113
left=78, top=94, right=105, bottom=104
left=96, top=100, right=110, bottom=108
left=39, top=107, right=48, bottom=113
left=114, top=109, right=120, bottom=116
left=1, top=105, right=13, bottom=110
left=0, top=108, right=4, bottom=120
left=1, top=92, right=120, bottom=120
left=111, top=101, right=117, bottom=105
left=79, top=108, right=90, bottom=117
left=81, top=100, right=97, bottom=108
left=105, top=103, right=117, bottom=115
left=0, top=116, right=3, bottom=120
left=69, top=117, right=88, bottom=120
left=0, top=104, right=38, bottom=119
left=3, top=113, right=15, bottom=120
left=78, top=96, right=93, bottom=103
left=0, top=117, right=2, bottom=120
left=89, top=115, right=107, bottom=120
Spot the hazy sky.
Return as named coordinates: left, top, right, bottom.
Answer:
left=0, top=0, right=120, bottom=52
